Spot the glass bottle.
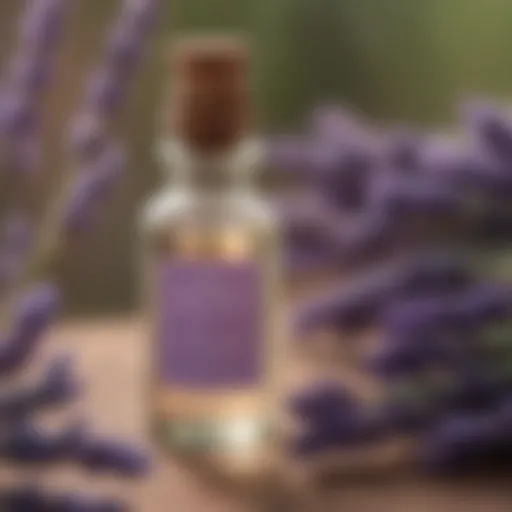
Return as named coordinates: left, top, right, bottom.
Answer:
left=140, top=37, right=284, bottom=486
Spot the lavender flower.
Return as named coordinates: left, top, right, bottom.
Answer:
left=5, top=49, right=51, bottom=96
left=0, top=420, right=85, bottom=463
left=289, top=382, right=357, bottom=424
left=105, top=22, right=143, bottom=77
left=78, top=435, right=151, bottom=477
left=0, top=282, right=59, bottom=377
left=0, top=355, right=79, bottom=421
left=0, top=1, right=156, bottom=508
left=84, top=66, right=125, bottom=116
left=420, top=411, right=510, bottom=474
left=0, top=93, right=37, bottom=139
left=73, top=0, right=155, bottom=124
left=293, top=264, right=400, bottom=335
left=68, top=112, right=108, bottom=160
left=0, top=417, right=150, bottom=479
left=385, top=130, right=422, bottom=173
left=19, top=0, right=71, bottom=52
left=63, top=143, right=126, bottom=233
left=121, top=0, right=158, bottom=35
left=366, top=340, right=441, bottom=379
left=289, top=383, right=387, bottom=456
left=462, top=101, right=512, bottom=164
left=2, top=485, right=127, bottom=512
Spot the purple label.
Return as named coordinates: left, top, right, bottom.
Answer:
left=157, top=260, right=262, bottom=387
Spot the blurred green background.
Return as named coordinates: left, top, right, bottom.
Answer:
left=1, top=0, right=512, bottom=315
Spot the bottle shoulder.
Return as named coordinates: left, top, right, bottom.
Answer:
left=140, top=188, right=188, bottom=231
left=140, top=188, right=279, bottom=235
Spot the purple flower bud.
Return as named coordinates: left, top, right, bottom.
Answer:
left=0, top=282, right=60, bottom=376
left=421, top=412, right=506, bottom=473
left=0, top=355, right=79, bottom=420
left=6, top=50, right=51, bottom=96
left=2, top=485, right=127, bottom=512
left=385, top=129, right=421, bottom=172
left=461, top=100, right=512, bottom=163
left=68, top=113, right=107, bottom=160
left=366, top=342, right=435, bottom=379
left=78, top=435, right=151, bottom=476
left=289, top=382, right=357, bottom=423
left=85, top=67, right=124, bottom=116
left=105, top=22, right=143, bottom=76
left=456, top=283, right=512, bottom=324
left=0, top=93, right=37, bottom=138
left=294, top=270, right=390, bottom=335
left=63, top=144, right=125, bottom=233
left=0, top=420, right=86, bottom=463
left=122, top=0, right=158, bottom=34
left=39, top=354, right=80, bottom=404
left=20, top=0, right=69, bottom=51
left=14, top=282, right=60, bottom=336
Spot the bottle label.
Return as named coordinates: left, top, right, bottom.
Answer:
left=156, top=260, right=262, bottom=387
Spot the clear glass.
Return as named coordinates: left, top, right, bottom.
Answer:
left=140, top=139, right=284, bottom=488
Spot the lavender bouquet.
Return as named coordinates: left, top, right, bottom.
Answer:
left=0, top=1, right=158, bottom=509
left=275, top=102, right=512, bottom=475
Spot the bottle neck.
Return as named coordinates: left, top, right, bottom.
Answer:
left=157, top=138, right=262, bottom=197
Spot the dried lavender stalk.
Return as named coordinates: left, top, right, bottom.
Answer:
left=0, top=2, right=158, bottom=509
left=0, top=0, right=75, bottom=300
left=0, top=0, right=156, bottom=312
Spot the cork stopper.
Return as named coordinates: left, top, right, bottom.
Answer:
left=169, top=36, right=250, bottom=152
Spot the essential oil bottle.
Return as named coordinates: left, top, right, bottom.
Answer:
left=141, top=37, right=284, bottom=483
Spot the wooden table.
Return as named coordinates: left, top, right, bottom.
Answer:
left=2, top=319, right=512, bottom=512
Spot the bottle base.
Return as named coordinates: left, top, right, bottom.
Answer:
left=152, top=415, right=285, bottom=499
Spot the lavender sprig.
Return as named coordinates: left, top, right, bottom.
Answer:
left=78, top=435, right=151, bottom=477
left=1, top=484, right=127, bottom=512
left=0, top=419, right=84, bottom=464
left=0, top=355, right=78, bottom=421
left=68, top=112, right=108, bottom=161
left=289, top=382, right=387, bottom=456
left=0, top=0, right=75, bottom=303
left=63, top=142, right=126, bottom=234
left=0, top=282, right=59, bottom=377
left=71, top=0, right=156, bottom=134
left=0, top=418, right=150, bottom=478
left=0, top=1, right=156, bottom=509
left=3, top=0, right=155, bottom=295
left=19, top=0, right=72, bottom=53
left=1, top=0, right=74, bottom=140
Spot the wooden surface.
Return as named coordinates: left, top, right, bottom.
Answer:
left=3, top=318, right=512, bottom=512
